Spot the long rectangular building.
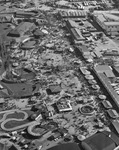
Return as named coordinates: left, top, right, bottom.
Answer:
left=8, top=22, right=34, bottom=37
left=93, top=67, right=119, bottom=108
left=66, top=19, right=85, bottom=42
left=59, top=11, right=87, bottom=18
left=93, top=12, right=119, bottom=36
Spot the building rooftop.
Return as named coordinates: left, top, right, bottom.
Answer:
left=104, top=13, right=119, bottom=21
left=105, top=21, right=119, bottom=25
left=66, top=19, right=79, bottom=28
left=82, top=131, right=119, bottom=150
left=93, top=68, right=119, bottom=108
left=8, top=22, right=34, bottom=37
left=112, top=120, right=119, bottom=135
left=94, top=11, right=119, bottom=26
left=94, top=65, right=115, bottom=77
left=48, top=143, right=81, bottom=150
left=0, top=80, right=40, bottom=98
left=96, top=14, right=106, bottom=22
left=70, top=28, right=85, bottom=41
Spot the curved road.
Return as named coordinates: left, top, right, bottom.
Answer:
left=0, top=109, right=31, bottom=131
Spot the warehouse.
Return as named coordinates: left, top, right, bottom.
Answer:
left=15, top=11, right=36, bottom=18
left=93, top=65, right=119, bottom=109
left=93, top=12, right=119, bottom=35
left=8, top=22, right=34, bottom=37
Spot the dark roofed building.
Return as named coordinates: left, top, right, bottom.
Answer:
left=47, top=84, right=61, bottom=95
left=48, top=143, right=81, bottom=150
left=8, top=22, right=34, bottom=37
left=15, top=11, right=36, bottom=18
left=0, top=80, right=40, bottom=98
left=81, top=131, right=119, bottom=150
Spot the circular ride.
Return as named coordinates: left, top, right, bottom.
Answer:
left=85, top=75, right=94, bottom=80
left=92, top=84, right=100, bottom=90
left=99, top=95, right=107, bottom=100
left=88, top=79, right=97, bottom=85
left=79, top=105, right=95, bottom=115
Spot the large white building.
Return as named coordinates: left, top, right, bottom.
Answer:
left=93, top=11, right=119, bottom=36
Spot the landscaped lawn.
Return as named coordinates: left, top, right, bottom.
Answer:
left=23, top=109, right=34, bottom=117
left=4, top=119, right=29, bottom=129
left=6, top=111, right=25, bottom=120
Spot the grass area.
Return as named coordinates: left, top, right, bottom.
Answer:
left=4, top=119, right=30, bottom=129
left=23, top=109, right=34, bottom=117
left=6, top=111, right=25, bottom=120
left=0, top=113, right=4, bottom=120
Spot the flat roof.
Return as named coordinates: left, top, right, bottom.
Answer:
left=82, top=131, right=118, bottom=150
left=93, top=69, right=119, bottom=108
left=94, top=65, right=110, bottom=72
left=94, top=13, right=119, bottom=26
left=104, top=21, right=119, bottom=26
left=112, top=120, right=119, bottom=134
left=67, top=19, right=79, bottom=28
left=94, top=51, right=102, bottom=58
left=48, top=143, right=81, bottom=150
left=104, top=13, right=119, bottom=21
left=96, top=14, right=106, bottom=22
left=9, top=22, right=34, bottom=36
left=94, top=65, right=115, bottom=77
left=93, top=10, right=119, bottom=15
left=70, top=28, right=85, bottom=41
left=79, top=45, right=89, bottom=52
left=15, top=11, right=36, bottom=16
left=114, top=66, right=119, bottom=74
left=0, top=80, right=40, bottom=98
left=104, top=70, right=115, bottom=78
